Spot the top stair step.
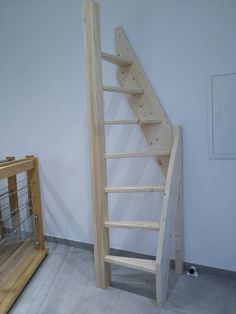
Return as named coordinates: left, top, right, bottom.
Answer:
left=105, top=255, right=156, bottom=274
left=103, top=85, right=144, bottom=95
left=101, top=52, right=132, bottom=66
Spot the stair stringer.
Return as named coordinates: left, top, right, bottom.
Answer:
left=156, top=127, right=182, bottom=307
left=115, top=27, right=173, bottom=176
left=83, top=0, right=111, bottom=289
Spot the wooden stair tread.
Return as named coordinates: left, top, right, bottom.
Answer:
left=104, top=119, right=162, bottom=125
left=105, top=151, right=170, bottom=159
left=103, top=85, right=144, bottom=95
left=104, top=221, right=160, bottom=231
left=105, top=255, right=156, bottom=273
left=105, top=185, right=165, bottom=193
left=101, top=52, right=132, bottom=66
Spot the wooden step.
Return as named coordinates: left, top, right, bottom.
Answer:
left=105, top=151, right=170, bottom=159
left=105, top=255, right=156, bottom=274
left=105, top=185, right=165, bottom=193
left=103, top=85, right=144, bottom=95
left=101, top=52, right=132, bottom=66
left=104, top=119, right=162, bottom=125
left=104, top=221, right=160, bottom=231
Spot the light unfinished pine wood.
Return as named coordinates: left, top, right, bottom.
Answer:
left=104, top=221, right=160, bottom=231
left=174, top=132, right=184, bottom=274
left=174, top=193, right=184, bottom=274
left=0, top=241, right=48, bottom=314
left=83, top=0, right=111, bottom=288
left=105, top=255, right=156, bottom=273
left=83, top=1, right=183, bottom=308
left=101, top=52, right=132, bottom=66
left=115, top=28, right=173, bottom=176
left=156, top=127, right=182, bottom=307
left=104, top=119, right=162, bottom=125
left=105, top=185, right=165, bottom=193
left=0, top=159, right=34, bottom=180
left=103, top=85, right=144, bottom=95
left=105, top=150, right=170, bottom=159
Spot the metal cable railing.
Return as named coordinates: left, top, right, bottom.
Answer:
left=0, top=184, right=29, bottom=201
left=0, top=200, right=32, bottom=224
left=0, top=177, right=27, bottom=194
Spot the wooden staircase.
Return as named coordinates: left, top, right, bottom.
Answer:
left=83, top=0, right=183, bottom=307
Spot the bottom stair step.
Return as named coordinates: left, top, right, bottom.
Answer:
left=105, top=255, right=156, bottom=274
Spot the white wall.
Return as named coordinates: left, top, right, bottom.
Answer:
left=0, top=0, right=236, bottom=272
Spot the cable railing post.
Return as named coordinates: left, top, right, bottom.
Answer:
left=6, top=156, right=21, bottom=235
left=26, top=156, right=45, bottom=249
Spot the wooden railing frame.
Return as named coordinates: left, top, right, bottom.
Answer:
left=0, top=156, right=48, bottom=313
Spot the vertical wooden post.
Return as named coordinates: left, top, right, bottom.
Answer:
left=156, top=127, right=182, bottom=307
left=26, top=165, right=33, bottom=217
left=6, top=156, right=20, bottom=231
left=83, top=0, right=111, bottom=288
left=175, top=130, right=184, bottom=274
left=26, top=156, right=45, bottom=249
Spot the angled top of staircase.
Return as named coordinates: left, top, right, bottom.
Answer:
left=115, top=27, right=173, bottom=175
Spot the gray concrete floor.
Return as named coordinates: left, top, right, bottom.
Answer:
left=10, top=242, right=236, bottom=314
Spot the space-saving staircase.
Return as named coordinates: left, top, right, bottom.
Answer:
left=83, top=0, right=183, bottom=307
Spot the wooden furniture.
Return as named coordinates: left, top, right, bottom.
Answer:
left=0, top=156, right=48, bottom=313
left=83, top=0, right=184, bottom=307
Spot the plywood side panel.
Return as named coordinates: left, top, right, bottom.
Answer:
left=156, top=127, right=182, bottom=306
left=115, top=28, right=173, bottom=176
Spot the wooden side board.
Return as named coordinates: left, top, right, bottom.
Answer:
left=174, top=135, right=184, bottom=274
left=0, top=241, right=48, bottom=314
left=115, top=28, right=173, bottom=176
left=156, top=127, right=183, bottom=307
left=83, top=0, right=111, bottom=288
